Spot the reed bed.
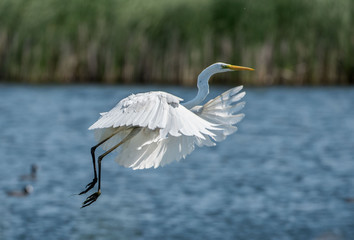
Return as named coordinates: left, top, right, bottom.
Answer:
left=0, top=0, right=353, bottom=85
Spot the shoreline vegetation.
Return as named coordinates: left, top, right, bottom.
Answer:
left=0, top=0, right=353, bottom=86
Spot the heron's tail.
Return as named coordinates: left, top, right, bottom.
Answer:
left=194, top=85, right=245, bottom=142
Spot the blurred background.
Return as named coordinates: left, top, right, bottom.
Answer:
left=0, top=0, right=353, bottom=85
left=1, top=0, right=354, bottom=240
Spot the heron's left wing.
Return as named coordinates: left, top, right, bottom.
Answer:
left=113, top=127, right=216, bottom=170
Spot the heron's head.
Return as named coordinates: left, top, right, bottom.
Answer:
left=197, top=62, right=254, bottom=88
left=215, top=62, right=254, bottom=73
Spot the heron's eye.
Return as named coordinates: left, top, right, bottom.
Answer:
left=221, top=65, right=228, bottom=69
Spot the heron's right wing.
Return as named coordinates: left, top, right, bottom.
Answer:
left=192, top=85, right=246, bottom=142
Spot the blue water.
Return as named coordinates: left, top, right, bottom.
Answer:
left=0, top=85, right=353, bottom=240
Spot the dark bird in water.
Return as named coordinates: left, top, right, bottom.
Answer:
left=344, top=197, right=354, bottom=203
left=20, top=164, right=38, bottom=181
left=7, top=185, right=33, bottom=197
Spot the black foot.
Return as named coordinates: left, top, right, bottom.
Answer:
left=81, top=191, right=101, bottom=208
left=79, top=178, right=97, bottom=195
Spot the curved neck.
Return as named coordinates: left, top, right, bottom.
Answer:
left=183, top=68, right=215, bottom=109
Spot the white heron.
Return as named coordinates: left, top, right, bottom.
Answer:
left=80, top=62, right=254, bottom=207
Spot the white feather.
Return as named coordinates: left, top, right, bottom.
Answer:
left=192, top=86, right=246, bottom=142
left=90, top=92, right=242, bottom=171
left=88, top=61, right=252, bottom=172
left=114, top=128, right=202, bottom=170
left=81, top=63, right=253, bottom=209
left=88, top=86, right=246, bottom=170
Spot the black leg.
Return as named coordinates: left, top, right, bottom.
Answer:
left=79, top=146, right=98, bottom=195
left=79, top=128, right=121, bottom=195
left=81, top=128, right=140, bottom=208
left=81, top=145, right=119, bottom=208
left=81, top=154, right=105, bottom=208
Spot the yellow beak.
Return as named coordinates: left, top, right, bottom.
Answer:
left=225, top=64, right=254, bottom=71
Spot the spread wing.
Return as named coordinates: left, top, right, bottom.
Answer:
left=192, top=85, right=246, bottom=142
left=114, top=129, right=205, bottom=169
left=91, top=126, right=215, bottom=170
left=89, top=89, right=245, bottom=170
left=89, top=91, right=218, bottom=140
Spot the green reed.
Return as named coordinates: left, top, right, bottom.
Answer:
left=0, top=0, right=353, bottom=85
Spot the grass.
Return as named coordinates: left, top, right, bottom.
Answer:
left=0, top=0, right=353, bottom=85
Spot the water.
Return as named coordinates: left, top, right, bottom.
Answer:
left=0, top=85, right=353, bottom=240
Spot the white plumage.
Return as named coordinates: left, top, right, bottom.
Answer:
left=80, top=62, right=254, bottom=207
left=90, top=72, right=249, bottom=170
left=90, top=92, right=217, bottom=139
